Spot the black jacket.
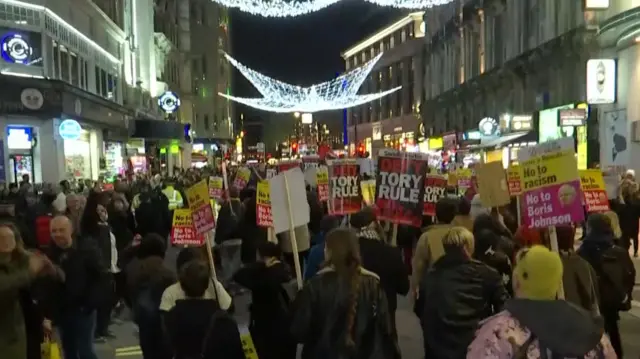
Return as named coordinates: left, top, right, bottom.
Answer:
left=165, top=299, right=245, bottom=359
left=215, top=199, right=244, bottom=244
left=358, top=237, right=409, bottom=315
left=290, top=267, right=400, bottom=359
left=418, top=253, right=508, bottom=359
left=233, top=261, right=296, bottom=359
left=40, top=239, right=105, bottom=322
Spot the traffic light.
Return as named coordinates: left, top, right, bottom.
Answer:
left=291, top=142, right=298, bottom=155
left=356, top=143, right=365, bottom=158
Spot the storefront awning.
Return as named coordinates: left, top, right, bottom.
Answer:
left=471, top=131, right=531, bottom=150
left=130, top=119, right=185, bottom=140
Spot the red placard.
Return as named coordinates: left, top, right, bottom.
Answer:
left=170, top=209, right=205, bottom=246
left=328, top=160, right=361, bottom=215
left=317, top=183, right=329, bottom=202
left=186, top=180, right=216, bottom=235
left=423, top=175, right=447, bottom=216
left=277, top=160, right=301, bottom=173
left=374, top=150, right=429, bottom=227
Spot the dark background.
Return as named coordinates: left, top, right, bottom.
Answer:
left=230, top=3, right=403, bottom=149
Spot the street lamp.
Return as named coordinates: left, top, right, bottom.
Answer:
left=294, top=112, right=300, bottom=119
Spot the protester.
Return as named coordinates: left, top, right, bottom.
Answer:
left=411, top=197, right=458, bottom=297
left=165, top=261, right=245, bottom=359
left=418, top=227, right=507, bottom=358
left=350, top=207, right=409, bottom=336
left=233, top=241, right=296, bottom=359
left=578, top=213, right=635, bottom=358
left=451, top=197, right=474, bottom=231
left=555, top=225, right=599, bottom=314
left=473, top=228, right=513, bottom=293
left=127, top=234, right=175, bottom=359
left=290, top=227, right=400, bottom=359
left=160, top=247, right=232, bottom=312
left=467, top=245, right=617, bottom=358
left=0, top=222, right=51, bottom=359
left=42, top=215, right=103, bottom=359
left=304, top=215, right=341, bottom=279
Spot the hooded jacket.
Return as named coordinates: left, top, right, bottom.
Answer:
left=411, top=223, right=454, bottom=294
left=467, top=299, right=616, bottom=359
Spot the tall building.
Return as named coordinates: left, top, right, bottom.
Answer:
left=189, top=0, right=233, bottom=141
left=342, top=12, right=425, bottom=157
left=0, top=0, right=169, bottom=183
left=418, top=0, right=637, bottom=172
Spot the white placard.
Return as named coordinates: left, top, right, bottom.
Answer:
left=269, top=167, right=310, bottom=234
left=587, top=59, right=616, bottom=105
left=518, top=137, right=575, bottom=162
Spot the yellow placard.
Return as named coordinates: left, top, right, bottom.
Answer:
left=519, top=150, right=579, bottom=191
left=209, top=176, right=223, bottom=189
left=172, top=209, right=193, bottom=227
left=238, top=167, right=251, bottom=181
left=186, top=180, right=210, bottom=211
left=579, top=169, right=605, bottom=191
left=360, top=180, right=376, bottom=206
left=257, top=180, right=270, bottom=205
left=507, top=165, right=522, bottom=195
left=316, top=168, right=328, bottom=185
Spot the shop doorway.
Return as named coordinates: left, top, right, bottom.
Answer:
left=9, top=154, right=34, bottom=184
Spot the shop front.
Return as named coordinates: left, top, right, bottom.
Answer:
left=537, top=103, right=591, bottom=169
left=129, top=119, right=186, bottom=174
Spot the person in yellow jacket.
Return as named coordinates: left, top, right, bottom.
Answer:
left=162, top=181, right=184, bottom=210
left=410, top=197, right=458, bottom=300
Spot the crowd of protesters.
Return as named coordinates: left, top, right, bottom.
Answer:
left=0, top=165, right=638, bottom=359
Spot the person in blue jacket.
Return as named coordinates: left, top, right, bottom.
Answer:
left=303, top=215, right=341, bottom=279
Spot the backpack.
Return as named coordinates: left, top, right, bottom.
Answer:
left=512, top=334, right=605, bottom=359
left=35, top=214, right=53, bottom=247
left=592, top=247, right=633, bottom=311
left=184, top=309, right=226, bottom=359
left=276, top=279, right=298, bottom=319
left=132, top=285, right=161, bottom=324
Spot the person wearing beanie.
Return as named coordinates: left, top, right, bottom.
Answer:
left=578, top=213, right=635, bottom=358
left=467, top=245, right=617, bottom=359
left=349, top=207, right=408, bottom=337
left=418, top=227, right=507, bottom=359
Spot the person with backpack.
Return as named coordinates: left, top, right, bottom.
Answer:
left=467, top=245, right=617, bottom=359
left=215, top=188, right=245, bottom=286
left=165, top=260, right=245, bottom=359
left=233, top=241, right=297, bottom=359
left=34, top=191, right=58, bottom=249
left=578, top=213, right=635, bottom=358
left=125, top=234, right=175, bottom=359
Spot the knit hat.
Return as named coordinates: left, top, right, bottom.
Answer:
left=513, top=245, right=563, bottom=300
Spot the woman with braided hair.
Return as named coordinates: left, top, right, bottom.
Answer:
left=290, top=227, right=400, bottom=359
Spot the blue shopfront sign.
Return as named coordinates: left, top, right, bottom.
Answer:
left=58, top=119, right=82, bottom=140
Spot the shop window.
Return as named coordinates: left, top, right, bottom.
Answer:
left=107, top=73, right=117, bottom=100
left=70, top=52, right=79, bottom=86
left=52, top=41, right=60, bottom=78
left=100, top=69, right=108, bottom=97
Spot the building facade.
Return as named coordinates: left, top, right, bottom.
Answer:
left=418, top=0, right=640, bottom=172
left=0, top=0, right=141, bottom=183
left=342, top=12, right=425, bottom=157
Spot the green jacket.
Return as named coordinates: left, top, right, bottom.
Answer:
left=0, top=254, right=31, bottom=359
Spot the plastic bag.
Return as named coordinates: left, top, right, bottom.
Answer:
left=41, top=336, right=62, bottom=359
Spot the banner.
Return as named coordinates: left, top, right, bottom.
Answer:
left=456, top=168, right=473, bottom=190
left=580, top=169, right=610, bottom=213
left=316, top=166, right=329, bottom=202
left=302, top=155, right=320, bottom=171
left=266, top=168, right=277, bottom=179
left=256, top=180, right=272, bottom=227
left=374, top=150, right=429, bottom=227
left=185, top=180, right=216, bottom=234
left=327, top=159, right=361, bottom=215
left=519, top=138, right=584, bottom=229
left=233, top=167, right=251, bottom=190
left=507, top=166, right=522, bottom=196
left=476, top=161, right=511, bottom=208
left=170, top=209, right=205, bottom=246
left=208, top=176, right=224, bottom=201
left=277, top=160, right=301, bottom=173
left=423, top=175, right=447, bottom=216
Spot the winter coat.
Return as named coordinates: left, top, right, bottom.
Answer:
left=0, top=253, right=31, bottom=359
left=467, top=299, right=617, bottom=359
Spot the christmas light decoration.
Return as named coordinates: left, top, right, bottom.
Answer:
left=208, top=0, right=453, bottom=17
left=219, top=52, right=401, bottom=113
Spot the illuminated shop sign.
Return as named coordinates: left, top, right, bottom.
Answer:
left=0, top=30, right=42, bottom=66
left=586, top=59, right=616, bottom=104
left=558, top=109, right=587, bottom=127
left=158, top=91, right=181, bottom=113
left=58, top=119, right=82, bottom=140
left=479, top=117, right=499, bottom=137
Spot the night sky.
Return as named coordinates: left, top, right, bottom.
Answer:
left=230, top=3, right=404, bottom=134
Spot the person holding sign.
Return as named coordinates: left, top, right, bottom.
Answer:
left=290, top=228, right=400, bottom=359
left=468, top=246, right=618, bottom=359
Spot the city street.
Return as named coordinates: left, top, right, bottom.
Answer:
left=91, top=246, right=640, bottom=358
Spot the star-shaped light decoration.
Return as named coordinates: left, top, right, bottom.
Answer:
left=218, top=52, right=401, bottom=113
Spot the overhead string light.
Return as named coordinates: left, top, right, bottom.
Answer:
left=210, top=0, right=454, bottom=17
left=219, top=52, right=401, bottom=113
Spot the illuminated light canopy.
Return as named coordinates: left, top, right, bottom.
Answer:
left=219, top=53, right=401, bottom=113
left=208, top=0, right=451, bottom=17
